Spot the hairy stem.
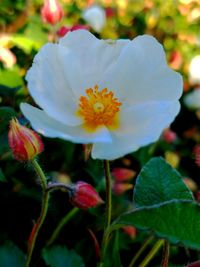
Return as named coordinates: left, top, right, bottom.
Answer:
left=100, top=160, right=112, bottom=265
left=161, top=240, right=170, bottom=267
left=25, top=159, right=49, bottom=267
left=104, top=160, right=112, bottom=229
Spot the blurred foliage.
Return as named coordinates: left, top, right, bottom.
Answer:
left=1, top=0, right=200, bottom=266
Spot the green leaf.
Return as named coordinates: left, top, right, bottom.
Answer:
left=0, top=69, right=23, bottom=87
left=12, top=35, right=41, bottom=53
left=134, top=157, right=193, bottom=207
left=0, top=168, right=6, bottom=182
left=0, top=241, right=25, bottom=267
left=0, top=132, right=10, bottom=157
left=43, top=246, right=85, bottom=267
left=0, top=107, right=17, bottom=133
left=111, top=200, right=200, bottom=250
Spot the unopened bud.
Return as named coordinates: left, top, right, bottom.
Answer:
left=8, top=118, right=44, bottom=162
left=41, top=0, right=63, bottom=25
left=70, top=181, right=104, bottom=209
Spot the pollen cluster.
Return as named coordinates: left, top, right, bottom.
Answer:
left=77, top=85, right=122, bottom=131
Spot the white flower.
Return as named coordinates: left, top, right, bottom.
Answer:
left=82, top=5, right=106, bottom=33
left=189, top=55, right=200, bottom=85
left=21, top=30, right=182, bottom=160
left=184, top=89, right=200, bottom=109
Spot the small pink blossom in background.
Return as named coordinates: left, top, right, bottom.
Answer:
left=41, top=0, right=63, bottom=25
left=112, top=167, right=136, bottom=182
left=8, top=118, right=44, bottom=162
left=193, top=145, right=200, bottom=167
left=183, top=177, right=197, bottom=192
left=0, top=47, right=16, bottom=68
left=169, top=51, right=182, bottom=70
left=57, top=25, right=89, bottom=37
left=122, top=226, right=137, bottom=239
left=105, top=7, right=115, bottom=18
left=162, top=128, right=177, bottom=143
left=70, top=181, right=104, bottom=209
left=112, top=182, right=133, bottom=195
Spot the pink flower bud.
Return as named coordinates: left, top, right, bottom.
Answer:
left=41, top=0, right=63, bottom=25
left=122, top=226, right=137, bottom=239
left=169, top=51, right=182, bottom=70
left=112, top=182, right=133, bottom=195
left=193, top=145, right=200, bottom=167
left=112, top=168, right=135, bottom=182
left=8, top=118, right=44, bottom=162
left=162, top=128, right=177, bottom=143
left=70, top=181, right=104, bottom=209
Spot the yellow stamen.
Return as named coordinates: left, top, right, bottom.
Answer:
left=77, top=85, right=122, bottom=132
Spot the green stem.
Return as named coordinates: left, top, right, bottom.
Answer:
left=25, top=159, right=49, bottom=267
left=138, top=239, right=164, bottom=267
left=103, top=160, right=112, bottom=230
left=128, top=235, right=154, bottom=267
left=46, top=207, right=79, bottom=246
left=161, top=241, right=170, bottom=267
left=31, top=159, right=47, bottom=190
left=100, top=160, right=112, bottom=265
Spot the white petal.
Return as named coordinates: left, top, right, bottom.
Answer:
left=21, top=103, right=112, bottom=144
left=59, top=30, right=130, bottom=95
left=26, top=43, right=81, bottom=126
left=100, top=35, right=182, bottom=103
left=92, top=101, right=180, bottom=160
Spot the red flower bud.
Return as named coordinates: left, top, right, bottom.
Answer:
left=70, top=181, right=104, bottom=209
left=112, top=168, right=135, bottom=182
left=41, top=0, right=63, bottom=25
left=8, top=118, right=44, bottom=162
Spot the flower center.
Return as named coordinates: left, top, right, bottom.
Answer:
left=77, top=85, right=122, bottom=132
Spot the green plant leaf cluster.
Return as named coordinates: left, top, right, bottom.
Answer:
left=110, top=158, right=200, bottom=250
